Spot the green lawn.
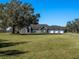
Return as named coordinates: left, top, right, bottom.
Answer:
left=0, top=33, right=79, bottom=59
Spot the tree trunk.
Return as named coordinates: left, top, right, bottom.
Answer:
left=12, top=25, right=15, bottom=34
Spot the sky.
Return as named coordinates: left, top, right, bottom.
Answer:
left=0, top=0, right=79, bottom=26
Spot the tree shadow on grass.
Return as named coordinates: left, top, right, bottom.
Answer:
left=0, top=39, right=8, bottom=42
left=0, top=50, right=29, bottom=56
left=0, top=41, right=30, bottom=48
left=0, top=39, right=30, bottom=56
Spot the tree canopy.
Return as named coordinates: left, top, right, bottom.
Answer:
left=66, top=18, right=79, bottom=33
left=0, top=0, right=40, bottom=33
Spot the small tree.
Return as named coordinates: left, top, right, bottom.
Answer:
left=66, top=18, right=79, bottom=33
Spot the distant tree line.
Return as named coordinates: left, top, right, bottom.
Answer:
left=0, top=0, right=40, bottom=33
left=66, top=18, right=79, bottom=33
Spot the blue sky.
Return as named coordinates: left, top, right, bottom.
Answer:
left=0, top=0, right=79, bottom=26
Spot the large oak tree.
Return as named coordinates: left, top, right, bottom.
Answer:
left=1, top=0, right=40, bottom=33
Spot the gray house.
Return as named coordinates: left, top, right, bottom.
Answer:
left=19, top=24, right=65, bottom=34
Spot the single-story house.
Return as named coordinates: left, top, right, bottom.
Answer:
left=19, top=24, right=48, bottom=34
left=19, top=24, right=65, bottom=34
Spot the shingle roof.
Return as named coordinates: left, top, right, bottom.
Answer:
left=31, top=24, right=48, bottom=30
left=30, top=24, right=65, bottom=30
left=48, top=26, right=65, bottom=30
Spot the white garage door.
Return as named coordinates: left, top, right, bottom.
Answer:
left=49, top=30, right=54, bottom=33
left=54, top=30, right=59, bottom=34
left=60, top=30, right=64, bottom=34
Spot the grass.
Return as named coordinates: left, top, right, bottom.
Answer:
left=0, top=33, right=79, bottom=59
